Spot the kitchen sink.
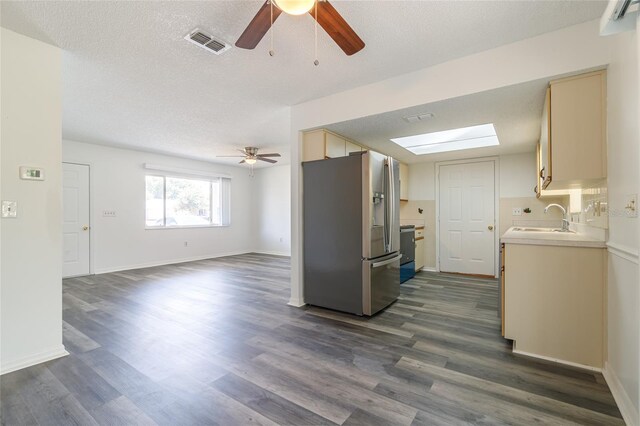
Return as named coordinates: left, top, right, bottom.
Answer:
left=512, top=227, right=575, bottom=233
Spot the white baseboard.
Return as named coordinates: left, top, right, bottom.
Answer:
left=603, top=361, right=639, bottom=426
left=252, top=250, right=291, bottom=257
left=419, top=266, right=437, bottom=272
left=93, top=250, right=252, bottom=274
left=512, top=348, right=602, bottom=372
left=288, top=298, right=306, bottom=308
left=1, top=345, right=69, bottom=375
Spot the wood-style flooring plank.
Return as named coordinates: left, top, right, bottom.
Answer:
left=0, top=254, right=624, bottom=425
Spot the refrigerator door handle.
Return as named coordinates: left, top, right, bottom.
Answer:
left=387, top=157, right=395, bottom=252
left=372, top=254, right=402, bottom=268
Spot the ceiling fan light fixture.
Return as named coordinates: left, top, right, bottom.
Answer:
left=272, top=0, right=315, bottom=15
left=245, top=157, right=257, bottom=165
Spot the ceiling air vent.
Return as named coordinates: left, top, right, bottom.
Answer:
left=184, top=28, right=231, bottom=55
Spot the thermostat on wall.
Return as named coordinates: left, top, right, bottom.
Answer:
left=19, top=166, right=44, bottom=181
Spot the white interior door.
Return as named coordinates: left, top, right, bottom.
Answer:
left=63, top=163, right=90, bottom=278
left=439, top=161, right=495, bottom=276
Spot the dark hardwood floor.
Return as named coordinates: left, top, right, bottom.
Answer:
left=1, top=253, right=623, bottom=425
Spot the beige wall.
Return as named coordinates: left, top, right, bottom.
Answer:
left=1, top=29, right=65, bottom=373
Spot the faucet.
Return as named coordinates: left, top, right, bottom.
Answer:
left=544, top=203, right=570, bottom=232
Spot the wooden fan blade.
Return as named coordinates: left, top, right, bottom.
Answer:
left=236, top=1, right=283, bottom=49
left=239, top=159, right=246, bottom=164
left=257, top=157, right=277, bottom=163
left=257, top=153, right=281, bottom=157
left=310, top=1, right=364, bottom=56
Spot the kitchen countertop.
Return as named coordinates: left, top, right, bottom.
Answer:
left=501, top=226, right=606, bottom=248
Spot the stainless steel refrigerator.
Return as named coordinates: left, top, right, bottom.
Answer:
left=303, top=150, right=401, bottom=316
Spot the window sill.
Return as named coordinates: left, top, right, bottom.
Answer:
left=145, top=224, right=230, bottom=230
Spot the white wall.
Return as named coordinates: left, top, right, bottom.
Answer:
left=499, top=153, right=538, bottom=198
left=63, top=140, right=255, bottom=273
left=1, top=29, right=66, bottom=374
left=602, top=19, right=640, bottom=426
left=252, top=165, right=291, bottom=256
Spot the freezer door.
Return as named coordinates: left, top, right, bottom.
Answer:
left=362, top=252, right=401, bottom=315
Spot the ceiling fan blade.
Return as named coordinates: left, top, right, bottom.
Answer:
left=239, top=159, right=246, bottom=164
left=310, top=1, right=365, bottom=56
left=257, top=153, right=281, bottom=157
left=257, top=157, right=277, bottom=164
left=236, top=1, right=283, bottom=49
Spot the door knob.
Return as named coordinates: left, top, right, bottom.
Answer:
left=488, top=225, right=494, bottom=231
left=82, top=225, right=89, bottom=231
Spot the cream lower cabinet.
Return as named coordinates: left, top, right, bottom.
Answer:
left=503, top=243, right=605, bottom=369
left=415, top=227, right=425, bottom=271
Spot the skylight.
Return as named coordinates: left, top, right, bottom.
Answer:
left=390, top=123, right=499, bottom=155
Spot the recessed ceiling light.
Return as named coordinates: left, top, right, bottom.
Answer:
left=390, top=123, right=499, bottom=155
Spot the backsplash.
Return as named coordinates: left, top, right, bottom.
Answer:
left=572, top=182, right=608, bottom=229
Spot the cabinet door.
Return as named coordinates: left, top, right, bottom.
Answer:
left=415, top=228, right=425, bottom=271
left=415, top=240, right=424, bottom=271
left=540, top=88, right=551, bottom=189
left=345, top=140, right=361, bottom=156
left=303, top=130, right=326, bottom=162
left=399, top=163, right=409, bottom=201
left=325, top=132, right=346, bottom=158
left=550, top=71, right=606, bottom=183
left=501, top=243, right=506, bottom=336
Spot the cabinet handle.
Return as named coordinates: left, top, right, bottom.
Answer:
left=539, top=167, right=545, bottom=179
left=533, top=185, right=538, bottom=194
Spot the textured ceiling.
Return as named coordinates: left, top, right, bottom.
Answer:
left=1, top=1, right=607, bottom=167
left=325, top=77, right=551, bottom=163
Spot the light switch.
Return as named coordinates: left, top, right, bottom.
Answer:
left=102, top=210, right=116, bottom=217
left=2, top=201, right=17, bottom=218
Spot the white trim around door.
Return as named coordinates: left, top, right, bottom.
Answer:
left=435, top=157, right=500, bottom=278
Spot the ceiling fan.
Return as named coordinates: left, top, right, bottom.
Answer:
left=235, top=0, right=365, bottom=56
left=217, top=147, right=281, bottom=164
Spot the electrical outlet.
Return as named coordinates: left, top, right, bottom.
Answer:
left=512, top=207, right=522, bottom=216
left=102, top=210, right=116, bottom=217
left=2, top=201, right=17, bottom=218
left=625, top=194, right=637, bottom=218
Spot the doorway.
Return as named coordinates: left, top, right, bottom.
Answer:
left=437, top=159, right=497, bottom=277
left=62, top=162, right=91, bottom=278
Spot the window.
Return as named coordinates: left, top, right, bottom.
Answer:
left=145, top=175, right=231, bottom=228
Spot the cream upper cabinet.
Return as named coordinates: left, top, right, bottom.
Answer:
left=325, top=132, right=346, bottom=158
left=534, top=142, right=541, bottom=198
left=302, top=129, right=364, bottom=161
left=345, top=140, right=362, bottom=156
left=540, top=70, right=607, bottom=190
left=399, top=163, right=409, bottom=201
left=539, top=89, right=551, bottom=188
